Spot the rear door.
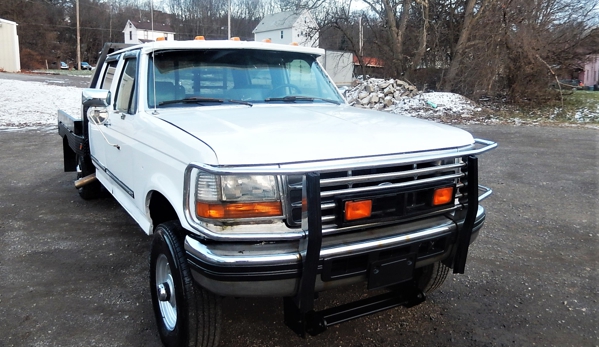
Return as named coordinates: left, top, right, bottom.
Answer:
left=101, top=54, right=139, bottom=200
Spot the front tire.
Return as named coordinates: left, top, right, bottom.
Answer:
left=150, top=221, right=221, bottom=347
left=417, top=261, right=450, bottom=293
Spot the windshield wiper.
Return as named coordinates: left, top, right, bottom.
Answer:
left=264, top=96, right=340, bottom=105
left=159, top=97, right=252, bottom=107
left=159, top=97, right=224, bottom=106
left=227, top=99, right=253, bottom=107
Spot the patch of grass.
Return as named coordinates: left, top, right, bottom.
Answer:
left=482, top=90, right=599, bottom=125
left=39, top=69, right=94, bottom=76
left=556, top=90, right=599, bottom=123
left=562, top=90, right=599, bottom=107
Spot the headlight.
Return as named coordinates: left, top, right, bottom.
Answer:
left=195, top=171, right=282, bottom=219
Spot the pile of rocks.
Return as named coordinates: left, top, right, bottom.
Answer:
left=344, top=78, right=419, bottom=111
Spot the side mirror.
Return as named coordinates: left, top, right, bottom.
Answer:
left=82, top=89, right=111, bottom=124
left=82, top=88, right=111, bottom=107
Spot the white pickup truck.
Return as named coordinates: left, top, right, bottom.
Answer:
left=58, top=40, right=496, bottom=347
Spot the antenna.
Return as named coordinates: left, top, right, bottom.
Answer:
left=151, top=0, right=158, bottom=114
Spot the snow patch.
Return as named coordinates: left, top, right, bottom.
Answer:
left=391, top=92, right=481, bottom=118
left=0, top=79, right=81, bottom=129
left=1, top=77, right=594, bottom=131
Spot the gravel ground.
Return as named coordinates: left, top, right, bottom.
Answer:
left=0, top=74, right=597, bottom=346
left=0, top=125, right=597, bottom=347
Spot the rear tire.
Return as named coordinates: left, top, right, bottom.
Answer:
left=150, top=221, right=221, bottom=347
left=417, top=261, right=450, bottom=293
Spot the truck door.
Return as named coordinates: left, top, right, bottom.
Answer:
left=100, top=55, right=139, bottom=201
left=88, top=59, right=119, bottom=172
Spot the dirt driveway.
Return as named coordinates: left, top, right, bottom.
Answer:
left=0, top=123, right=597, bottom=346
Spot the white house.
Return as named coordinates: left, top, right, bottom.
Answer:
left=0, top=18, right=20, bottom=72
left=253, top=11, right=319, bottom=48
left=579, top=55, right=599, bottom=87
left=123, top=20, right=175, bottom=44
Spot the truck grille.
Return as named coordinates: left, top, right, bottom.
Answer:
left=284, top=157, right=468, bottom=234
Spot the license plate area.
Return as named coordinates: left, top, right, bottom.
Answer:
left=367, top=253, right=416, bottom=290
left=322, top=244, right=418, bottom=287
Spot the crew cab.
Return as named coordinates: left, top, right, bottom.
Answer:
left=58, top=39, right=496, bottom=347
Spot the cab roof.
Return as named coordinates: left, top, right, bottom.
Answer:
left=113, top=39, right=325, bottom=57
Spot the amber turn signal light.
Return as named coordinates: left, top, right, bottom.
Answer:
left=433, top=187, right=454, bottom=206
left=345, top=200, right=372, bottom=221
left=196, top=201, right=282, bottom=219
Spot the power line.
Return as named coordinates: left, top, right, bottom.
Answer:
left=17, top=22, right=114, bottom=31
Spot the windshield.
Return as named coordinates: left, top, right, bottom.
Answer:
left=147, top=49, right=344, bottom=108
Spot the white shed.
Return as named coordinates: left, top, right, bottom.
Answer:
left=0, top=18, right=21, bottom=72
left=123, top=20, right=175, bottom=44
left=253, top=11, right=319, bottom=48
left=318, top=50, right=354, bottom=86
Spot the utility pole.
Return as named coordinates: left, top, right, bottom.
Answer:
left=228, top=0, right=231, bottom=39
left=76, top=0, right=81, bottom=70
left=359, top=16, right=364, bottom=78
left=109, top=4, right=112, bottom=42
left=359, top=16, right=363, bottom=57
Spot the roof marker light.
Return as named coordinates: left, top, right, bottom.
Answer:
left=290, top=42, right=299, bottom=46
left=262, top=38, right=272, bottom=43
left=156, top=37, right=165, bottom=41
left=194, top=36, right=205, bottom=40
left=230, top=37, right=240, bottom=41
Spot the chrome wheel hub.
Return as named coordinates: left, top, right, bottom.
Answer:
left=155, top=254, right=177, bottom=331
left=157, top=282, right=171, bottom=302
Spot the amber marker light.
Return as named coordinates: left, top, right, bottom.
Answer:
left=156, top=37, right=166, bottom=41
left=345, top=200, right=372, bottom=221
left=196, top=201, right=282, bottom=219
left=433, top=187, right=454, bottom=206
left=194, top=36, right=205, bottom=40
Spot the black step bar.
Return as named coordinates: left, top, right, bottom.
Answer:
left=284, top=283, right=425, bottom=337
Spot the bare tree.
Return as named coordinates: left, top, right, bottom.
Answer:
left=441, top=0, right=492, bottom=91
left=409, top=0, right=429, bottom=74
left=3, top=0, right=598, bottom=105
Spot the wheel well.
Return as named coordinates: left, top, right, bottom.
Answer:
left=148, top=191, right=179, bottom=231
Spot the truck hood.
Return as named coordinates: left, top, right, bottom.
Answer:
left=156, top=104, right=474, bottom=166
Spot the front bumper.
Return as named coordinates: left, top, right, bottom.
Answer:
left=185, top=205, right=486, bottom=297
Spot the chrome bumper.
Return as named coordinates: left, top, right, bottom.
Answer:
left=185, top=205, right=486, bottom=297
